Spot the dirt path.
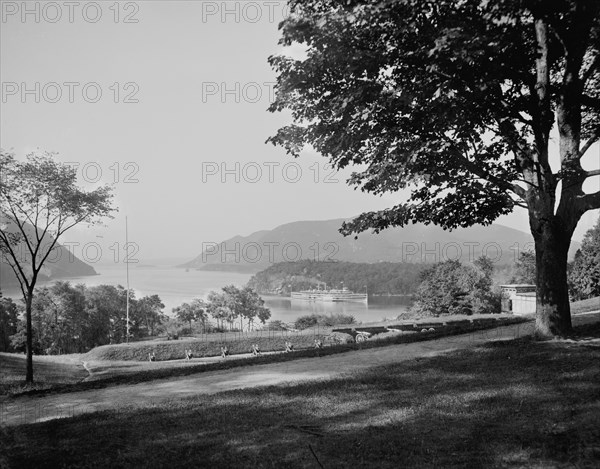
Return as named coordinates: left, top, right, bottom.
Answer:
left=1, top=315, right=596, bottom=427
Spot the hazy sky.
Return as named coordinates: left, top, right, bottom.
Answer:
left=1, top=1, right=598, bottom=264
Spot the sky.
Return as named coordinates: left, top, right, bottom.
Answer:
left=1, top=0, right=598, bottom=264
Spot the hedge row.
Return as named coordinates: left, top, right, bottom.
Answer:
left=85, top=334, right=331, bottom=362
left=86, top=316, right=529, bottom=362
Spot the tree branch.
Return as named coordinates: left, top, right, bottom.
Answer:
left=5, top=204, right=35, bottom=260
left=580, top=190, right=600, bottom=211
left=534, top=17, right=552, bottom=146
left=35, top=230, right=64, bottom=274
left=440, top=133, right=528, bottom=201
left=579, top=126, right=600, bottom=158
left=462, top=158, right=527, bottom=200
left=494, top=116, right=549, bottom=191
left=7, top=197, right=37, bottom=240
left=5, top=256, right=27, bottom=300
left=0, top=229, right=31, bottom=293
left=586, top=169, right=600, bottom=178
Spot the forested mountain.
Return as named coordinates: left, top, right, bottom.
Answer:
left=183, top=218, right=580, bottom=273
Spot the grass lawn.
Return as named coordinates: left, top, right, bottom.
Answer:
left=0, top=353, right=88, bottom=396
left=570, top=296, right=600, bottom=315
left=1, top=322, right=599, bottom=468
left=2, top=317, right=528, bottom=398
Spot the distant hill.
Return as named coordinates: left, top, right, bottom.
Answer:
left=182, top=218, right=581, bottom=272
left=0, top=219, right=97, bottom=287
left=247, top=260, right=427, bottom=296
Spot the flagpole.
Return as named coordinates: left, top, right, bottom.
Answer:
left=126, top=216, right=130, bottom=343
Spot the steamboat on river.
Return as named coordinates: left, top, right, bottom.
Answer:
left=291, top=285, right=368, bottom=303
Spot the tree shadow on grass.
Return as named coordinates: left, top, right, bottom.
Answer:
left=2, top=337, right=599, bottom=468
left=0, top=354, right=87, bottom=396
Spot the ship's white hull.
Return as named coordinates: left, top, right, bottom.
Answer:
left=291, top=291, right=368, bottom=303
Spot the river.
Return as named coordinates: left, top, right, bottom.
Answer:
left=0, top=262, right=412, bottom=324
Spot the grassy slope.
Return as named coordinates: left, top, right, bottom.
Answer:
left=3, top=317, right=526, bottom=398
left=1, top=296, right=595, bottom=397
left=2, top=323, right=599, bottom=468
left=0, top=353, right=88, bottom=396
left=570, top=296, right=600, bottom=314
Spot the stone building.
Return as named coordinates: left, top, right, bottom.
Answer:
left=500, top=284, right=536, bottom=315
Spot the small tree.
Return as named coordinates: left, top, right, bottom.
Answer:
left=206, top=290, right=231, bottom=331
left=0, top=151, right=115, bottom=382
left=470, top=257, right=501, bottom=315
left=412, top=258, right=499, bottom=316
left=238, top=286, right=270, bottom=331
left=222, top=285, right=243, bottom=330
left=205, top=286, right=270, bottom=331
left=173, top=303, right=196, bottom=332
left=0, top=290, right=19, bottom=352
left=569, top=217, right=600, bottom=299
left=135, top=295, right=166, bottom=337
left=85, top=284, right=129, bottom=345
left=21, top=282, right=88, bottom=354
left=190, top=298, right=208, bottom=333
left=412, top=261, right=472, bottom=316
left=511, top=251, right=537, bottom=284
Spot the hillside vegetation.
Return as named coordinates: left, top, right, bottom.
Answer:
left=247, top=260, right=427, bottom=295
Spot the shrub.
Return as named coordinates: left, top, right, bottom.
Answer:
left=411, top=258, right=499, bottom=316
left=176, top=327, right=193, bottom=337
left=320, top=314, right=356, bottom=327
left=326, top=332, right=355, bottom=344
left=294, top=313, right=357, bottom=330
left=265, top=320, right=288, bottom=331
left=295, top=315, right=319, bottom=330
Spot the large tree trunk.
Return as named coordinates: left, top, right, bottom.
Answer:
left=25, top=291, right=34, bottom=383
left=532, top=220, right=573, bottom=337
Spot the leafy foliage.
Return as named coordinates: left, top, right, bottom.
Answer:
left=203, top=285, right=270, bottom=332
left=248, top=260, right=426, bottom=295
left=265, top=319, right=289, bottom=331
left=134, top=295, right=167, bottom=337
left=569, top=217, right=600, bottom=300
left=510, top=251, right=537, bottom=284
left=0, top=151, right=115, bottom=296
left=294, top=313, right=356, bottom=330
left=0, top=290, right=19, bottom=352
left=173, top=299, right=207, bottom=332
left=269, top=0, right=599, bottom=231
left=9, top=282, right=167, bottom=354
left=0, top=150, right=116, bottom=379
left=411, top=258, right=500, bottom=316
left=268, top=0, right=600, bottom=335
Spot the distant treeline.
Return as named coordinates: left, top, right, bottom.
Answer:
left=247, top=260, right=428, bottom=296
left=2, top=282, right=167, bottom=355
